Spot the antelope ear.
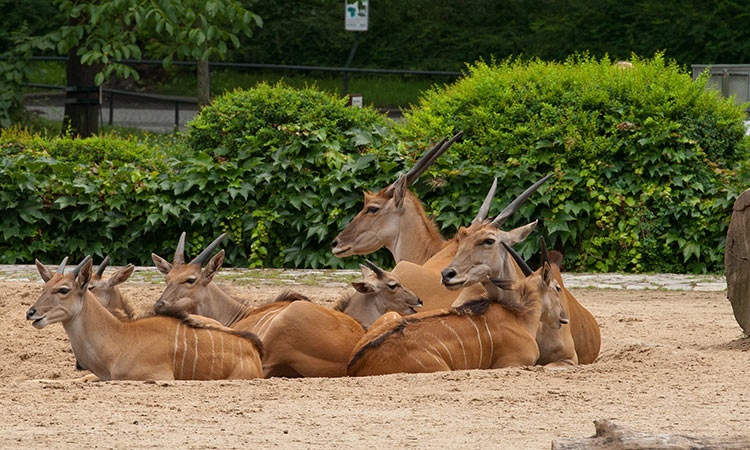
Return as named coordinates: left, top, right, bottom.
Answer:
left=152, top=253, right=172, bottom=275
left=542, top=262, right=553, bottom=285
left=76, top=258, right=94, bottom=291
left=352, top=281, right=375, bottom=294
left=391, top=175, right=409, bottom=208
left=502, top=220, right=538, bottom=245
left=36, top=259, right=53, bottom=282
left=203, top=250, right=225, bottom=283
left=108, top=264, right=135, bottom=287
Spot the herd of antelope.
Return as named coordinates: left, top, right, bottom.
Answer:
left=25, top=131, right=600, bottom=381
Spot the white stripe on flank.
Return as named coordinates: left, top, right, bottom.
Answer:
left=219, top=331, right=226, bottom=377
left=207, top=330, right=215, bottom=380
left=191, top=328, right=199, bottom=379
left=180, top=322, right=188, bottom=379
left=409, top=351, right=428, bottom=369
left=466, top=316, right=484, bottom=368
left=237, top=336, right=244, bottom=375
left=173, top=322, right=181, bottom=375
left=440, top=319, right=468, bottom=369
left=437, top=340, right=454, bottom=367
left=426, top=344, right=446, bottom=367
left=253, top=309, right=283, bottom=340
left=481, top=316, right=494, bottom=363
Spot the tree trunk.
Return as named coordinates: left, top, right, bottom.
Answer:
left=725, top=188, right=750, bottom=335
left=196, top=60, right=211, bottom=107
left=62, top=17, right=101, bottom=138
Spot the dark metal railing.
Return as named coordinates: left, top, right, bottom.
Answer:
left=26, top=57, right=463, bottom=130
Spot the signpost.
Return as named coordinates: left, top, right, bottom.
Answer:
left=343, top=1, right=368, bottom=97
left=345, top=0, right=368, bottom=31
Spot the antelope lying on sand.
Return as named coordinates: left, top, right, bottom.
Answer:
left=440, top=214, right=601, bottom=365
left=331, top=136, right=552, bottom=311
left=347, top=244, right=568, bottom=376
left=89, top=256, right=138, bottom=320
left=26, top=256, right=264, bottom=381
left=388, top=175, right=551, bottom=310
left=152, top=233, right=421, bottom=377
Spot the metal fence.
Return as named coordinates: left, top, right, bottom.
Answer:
left=692, top=64, right=750, bottom=113
left=26, top=57, right=462, bottom=131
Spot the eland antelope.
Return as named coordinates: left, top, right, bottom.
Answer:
left=331, top=131, right=463, bottom=264
left=440, top=218, right=601, bottom=365
left=152, top=233, right=421, bottom=377
left=26, top=256, right=264, bottom=381
left=331, top=136, right=552, bottom=311
left=89, top=256, right=138, bottom=320
left=347, top=243, right=567, bottom=376
left=388, top=175, right=552, bottom=311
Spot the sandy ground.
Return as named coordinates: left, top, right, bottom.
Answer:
left=2, top=268, right=749, bottom=450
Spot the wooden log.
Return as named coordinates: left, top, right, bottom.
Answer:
left=725, top=188, right=750, bottom=335
left=551, top=419, right=750, bottom=449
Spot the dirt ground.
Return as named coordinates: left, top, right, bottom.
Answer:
left=2, top=267, right=749, bottom=449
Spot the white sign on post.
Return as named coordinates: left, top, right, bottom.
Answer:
left=345, top=0, right=368, bottom=31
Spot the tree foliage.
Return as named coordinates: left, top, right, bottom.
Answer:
left=237, top=0, right=750, bottom=70
left=396, top=54, right=750, bottom=273
left=0, top=0, right=261, bottom=135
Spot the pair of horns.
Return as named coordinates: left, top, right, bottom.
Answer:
left=474, top=173, right=553, bottom=225
left=57, top=255, right=92, bottom=277
left=502, top=237, right=549, bottom=277
left=173, top=232, right=228, bottom=266
left=95, top=255, right=111, bottom=277
left=362, top=259, right=385, bottom=277
left=385, top=131, right=464, bottom=194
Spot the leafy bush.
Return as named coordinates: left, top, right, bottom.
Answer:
left=3, top=69, right=748, bottom=274
left=176, top=82, right=404, bottom=268
left=397, top=54, right=750, bottom=273
left=0, top=127, right=165, bottom=264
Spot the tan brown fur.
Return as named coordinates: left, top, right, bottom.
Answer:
left=26, top=257, right=263, bottom=381
left=152, top=234, right=420, bottom=378
left=347, top=265, right=562, bottom=376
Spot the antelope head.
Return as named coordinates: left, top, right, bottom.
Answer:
left=88, top=256, right=135, bottom=312
left=331, top=131, right=463, bottom=258
left=440, top=174, right=552, bottom=289
left=152, top=232, right=227, bottom=315
left=27, top=256, right=93, bottom=329
left=493, top=239, right=569, bottom=329
left=352, top=260, right=423, bottom=315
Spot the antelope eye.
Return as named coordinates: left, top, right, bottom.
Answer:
left=387, top=282, right=399, bottom=290
left=88, top=285, right=95, bottom=291
left=366, top=206, right=380, bottom=214
left=483, top=238, right=496, bottom=246
left=58, top=287, right=70, bottom=294
left=184, top=278, right=197, bottom=285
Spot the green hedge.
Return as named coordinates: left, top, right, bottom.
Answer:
left=2, top=61, right=748, bottom=273
left=396, top=54, right=750, bottom=273
left=0, top=84, right=416, bottom=268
